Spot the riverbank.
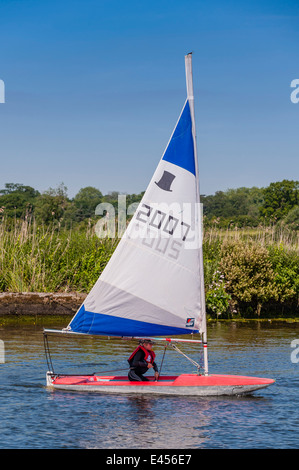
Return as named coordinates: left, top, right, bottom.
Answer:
left=0, top=292, right=298, bottom=323
left=0, top=292, right=86, bottom=315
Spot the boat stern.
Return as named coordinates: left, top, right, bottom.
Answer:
left=46, top=371, right=55, bottom=387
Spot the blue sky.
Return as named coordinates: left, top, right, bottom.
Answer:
left=0, top=0, right=298, bottom=197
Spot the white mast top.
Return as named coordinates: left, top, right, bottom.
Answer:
left=185, top=53, right=194, bottom=101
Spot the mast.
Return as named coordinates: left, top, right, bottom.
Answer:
left=185, top=53, right=208, bottom=375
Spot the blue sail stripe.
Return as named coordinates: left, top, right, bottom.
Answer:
left=162, top=100, right=196, bottom=176
left=69, top=304, right=199, bottom=337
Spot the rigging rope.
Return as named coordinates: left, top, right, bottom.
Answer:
left=171, top=344, right=202, bottom=374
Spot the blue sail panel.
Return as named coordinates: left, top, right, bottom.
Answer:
left=162, top=100, right=196, bottom=176
left=69, top=304, right=199, bottom=337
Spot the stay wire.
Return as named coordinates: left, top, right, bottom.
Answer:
left=157, top=344, right=168, bottom=381
left=171, top=344, right=202, bottom=374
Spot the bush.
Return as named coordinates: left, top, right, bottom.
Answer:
left=217, top=240, right=298, bottom=316
left=219, top=240, right=278, bottom=315
left=268, top=245, right=299, bottom=301
left=205, top=270, right=233, bottom=318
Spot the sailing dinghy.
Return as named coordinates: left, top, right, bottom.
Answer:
left=44, top=54, right=275, bottom=396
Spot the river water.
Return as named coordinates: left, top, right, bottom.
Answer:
left=0, top=317, right=298, bottom=449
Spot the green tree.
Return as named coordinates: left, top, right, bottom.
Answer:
left=35, top=183, right=70, bottom=224
left=73, top=186, right=103, bottom=221
left=0, top=183, right=40, bottom=218
left=202, top=191, right=231, bottom=218
left=282, top=205, right=299, bottom=230
left=260, top=180, right=299, bottom=221
left=202, top=186, right=264, bottom=227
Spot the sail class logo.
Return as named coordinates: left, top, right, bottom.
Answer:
left=155, top=171, right=176, bottom=192
left=0, top=80, right=5, bottom=103
left=290, top=79, right=299, bottom=104
left=186, top=318, right=195, bottom=327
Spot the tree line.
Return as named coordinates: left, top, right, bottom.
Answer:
left=0, top=179, right=298, bottom=229
left=202, top=179, right=299, bottom=228
left=0, top=183, right=144, bottom=227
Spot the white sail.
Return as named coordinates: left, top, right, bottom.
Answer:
left=68, top=54, right=207, bottom=340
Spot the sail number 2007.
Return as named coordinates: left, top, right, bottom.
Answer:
left=136, top=203, right=191, bottom=241
left=135, top=203, right=192, bottom=260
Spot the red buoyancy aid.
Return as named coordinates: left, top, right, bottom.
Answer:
left=128, top=345, right=156, bottom=365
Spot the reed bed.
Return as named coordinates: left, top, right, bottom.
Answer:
left=204, top=224, right=299, bottom=253
left=0, top=217, right=298, bottom=317
left=0, top=217, right=118, bottom=293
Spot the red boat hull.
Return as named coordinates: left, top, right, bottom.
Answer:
left=47, top=373, right=275, bottom=396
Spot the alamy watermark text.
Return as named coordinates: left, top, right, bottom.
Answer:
left=290, top=79, right=299, bottom=104
left=291, top=339, right=299, bottom=363
left=0, top=79, right=5, bottom=103
left=94, top=197, right=204, bottom=250
left=0, top=340, right=4, bottom=363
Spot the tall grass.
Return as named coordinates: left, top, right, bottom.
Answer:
left=0, top=217, right=298, bottom=318
left=204, top=223, right=299, bottom=253
left=0, top=217, right=118, bottom=292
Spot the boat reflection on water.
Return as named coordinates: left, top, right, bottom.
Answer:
left=45, top=387, right=272, bottom=449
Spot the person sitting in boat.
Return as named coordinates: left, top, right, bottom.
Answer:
left=128, top=339, right=159, bottom=382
